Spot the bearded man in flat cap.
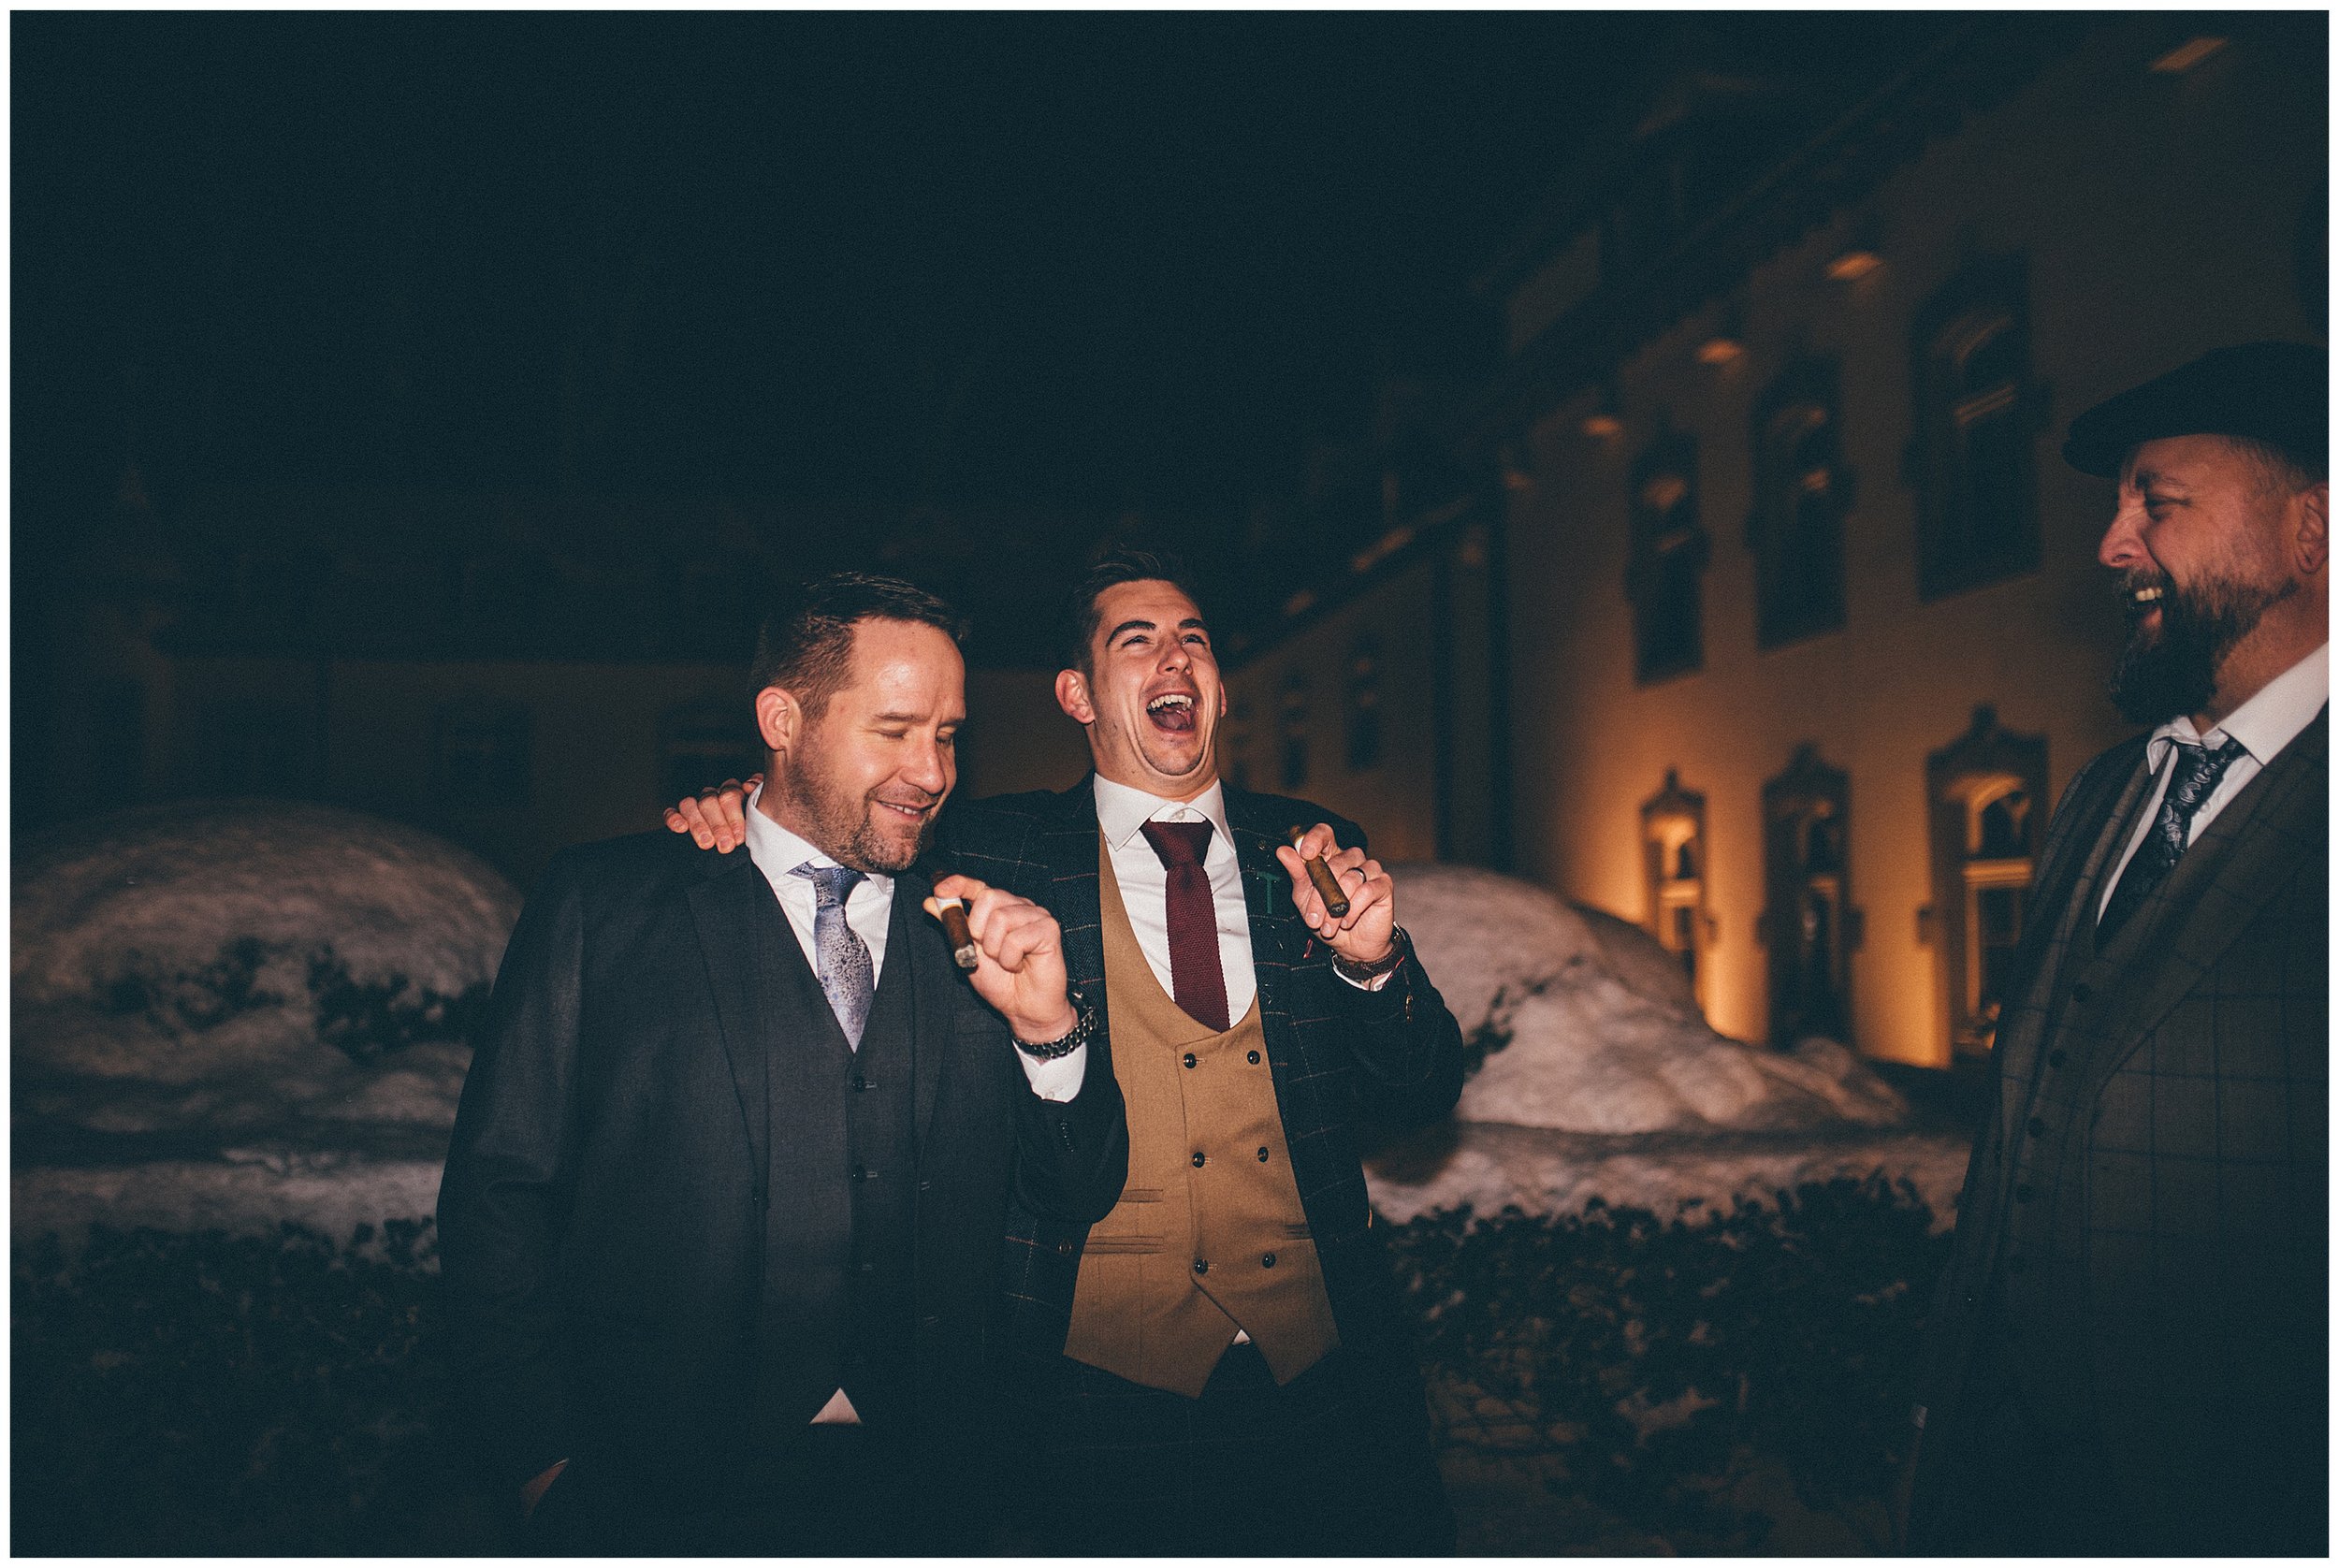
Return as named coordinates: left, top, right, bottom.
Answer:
left=1900, top=341, right=2328, bottom=1555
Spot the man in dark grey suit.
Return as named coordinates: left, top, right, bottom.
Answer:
left=438, top=573, right=1127, bottom=1553
left=1902, top=343, right=2328, bottom=1554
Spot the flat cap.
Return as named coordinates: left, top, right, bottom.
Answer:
left=2062, top=341, right=2327, bottom=478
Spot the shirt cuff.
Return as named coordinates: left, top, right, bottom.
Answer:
left=1335, top=965, right=1396, bottom=994
left=1017, top=1041, right=1088, bottom=1101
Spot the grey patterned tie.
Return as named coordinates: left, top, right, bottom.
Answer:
left=2098, top=737, right=2246, bottom=941
left=792, top=863, right=873, bottom=1049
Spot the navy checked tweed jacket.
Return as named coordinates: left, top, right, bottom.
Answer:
left=936, top=779, right=1467, bottom=1372
left=1907, top=710, right=2327, bottom=1553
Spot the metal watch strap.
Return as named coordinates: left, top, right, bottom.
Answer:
left=1013, top=987, right=1096, bottom=1061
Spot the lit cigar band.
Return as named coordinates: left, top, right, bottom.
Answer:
left=1286, top=826, right=1351, bottom=919
left=933, top=897, right=981, bottom=971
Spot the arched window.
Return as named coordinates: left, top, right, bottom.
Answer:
left=1344, top=636, right=1382, bottom=772
left=435, top=698, right=533, bottom=811
left=1625, top=424, right=1707, bottom=684
left=1761, top=745, right=1855, bottom=1047
left=660, top=703, right=762, bottom=811
left=1641, top=769, right=1709, bottom=1000
left=1910, top=258, right=2041, bottom=599
left=1925, top=705, right=2048, bottom=1055
left=1748, top=357, right=1848, bottom=647
left=1278, top=671, right=1310, bottom=791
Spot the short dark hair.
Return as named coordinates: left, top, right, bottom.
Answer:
left=1059, top=548, right=1209, bottom=675
left=2226, top=434, right=2326, bottom=497
left=749, top=573, right=967, bottom=721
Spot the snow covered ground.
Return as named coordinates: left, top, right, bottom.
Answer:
left=1370, top=865, right=1967, bottom=1230
left=14, top=828, right=1969, bottom=1244
left=14, top=800, right=518, bottom=1242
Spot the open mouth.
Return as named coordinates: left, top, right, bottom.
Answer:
left=1145, top=691, right=1198, bottom=734
left=2125, top=582, right=2166, bottom=621
left=872, top=797, right=935, bottom=824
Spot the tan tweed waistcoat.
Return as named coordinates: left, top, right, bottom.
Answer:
left=1062, top=833, right=1339, bottom=1398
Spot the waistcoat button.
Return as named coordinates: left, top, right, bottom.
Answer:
left=850, top=1161, right=865, bottom=1180
left=1192, top=1151, right=1206, bottom=1168
left=1193, top=1258, right=1208, bottom=1275
left=1247, top=1050, right=1261, bottom=1065
left=1261, top=1253, right=1276, bottom=1269
left=1183, top=1053, right=1198, bottom=1069
left=850, top=1074, right=870, bottom=1092
left=1056, top=1240, right=1074, bottom=1256
left=1257, top=1147, right=1271, bottom=1162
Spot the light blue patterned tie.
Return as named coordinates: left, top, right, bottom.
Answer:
left=792, top=863, right=873, bottom=1050
left=2098, top=737, right=2245, bottom=941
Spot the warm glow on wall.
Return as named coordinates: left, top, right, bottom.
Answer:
left=1581, top=411, right=1625, bottom=440
left=1824, top=249, right=1882, bottom=282
left=2149, top=36, right=2227, bottom=73
left=1695, top=336, right=1745, bottom=367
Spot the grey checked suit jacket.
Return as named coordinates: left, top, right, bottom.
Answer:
left=1907, top=709, right=2327, bottom=1554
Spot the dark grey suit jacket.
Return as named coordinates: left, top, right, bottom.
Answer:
left=436, top=830, right=1128, bottom=1511
left=1908, top=710, right=2327, bottom=1553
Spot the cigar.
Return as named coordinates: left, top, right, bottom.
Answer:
left=1286, top=827, right=1351, bottom=919
left=933, top=897, right=981, bottom=971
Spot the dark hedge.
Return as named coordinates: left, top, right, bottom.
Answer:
left=14, top=1175, right=1947, bottom=1554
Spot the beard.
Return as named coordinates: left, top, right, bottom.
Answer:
left=2109, top=566, right=2296, bottom=725
left=774, top=754, right=938, bottom=875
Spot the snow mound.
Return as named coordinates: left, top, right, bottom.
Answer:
left=14, top=800, right=520, bottom=1239
left=1396, top=864, right=1906, bottom=1136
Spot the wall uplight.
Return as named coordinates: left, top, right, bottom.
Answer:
left=2150, top=36, right=2227, bottom=73
left=1825, top=249, right=1883, bottom=282
left=1695, top=335, right=1745, bottom=367
left=1580, top=411, right=1624, bottom=440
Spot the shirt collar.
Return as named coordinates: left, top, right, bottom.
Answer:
left=742, top=782, right=893, bottom=894
left=1091, top=773, right=1232, bottom=853
left=2146, top=643, right=2329, bottom=769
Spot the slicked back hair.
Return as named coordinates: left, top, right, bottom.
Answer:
left=749, top=573, right=967, bottom=723
left=1060, top=548, right=1209, bottom=677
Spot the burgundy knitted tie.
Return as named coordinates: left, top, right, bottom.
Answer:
left=1140, top=819, right=1230, bottom=1031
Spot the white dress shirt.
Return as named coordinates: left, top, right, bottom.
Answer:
left=1092, top=775, right=1261, bottom=1020
left=2099, top=643, right=2329, bottom=917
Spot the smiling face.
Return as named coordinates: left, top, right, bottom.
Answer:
left=2098, top=435, right=2308, bottom=724
left=1054, top=577, right=1226, bottom=799
left=761, top=617, right=964, bottom=873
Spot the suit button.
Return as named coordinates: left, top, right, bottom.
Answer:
left=1192, top=1152, right=1206, bottom=1168
left=2015, top=1183, right=2035, bottom=1202
left=1261, top=1253, right=1276, bottom=1269
left=1184, top=1053, right=1198, bottom=1069
left=851, top=1074, right=870, bottom=1092
left=850, top=1162, right=864, bottom=1180
left=1193, top=1258, right=1209, bottom=1275
left=1247, top=1050, right=1261, bottom=1065
left=2048, top=1050, right=2068, bottom=1069
left=1055, top=1240, right=1074, bottom=1256
left=1257, top=1147, right=1271, bottom=1163
left=2027, top=1117, right=2046, bottom=1138
left=2070, top=982, right=2092, bottom=1004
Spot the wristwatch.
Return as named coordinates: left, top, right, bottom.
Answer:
left=1332, top=926, right=1411, bottom=986
left=1013, top=985, right=1098, bottom=1061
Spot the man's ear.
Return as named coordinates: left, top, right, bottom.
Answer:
left=755, top=687, right=800, bottom=756
left=1054, top=668, right=1096, bottom=725
left=2293, top=481, right=2328, bottom=577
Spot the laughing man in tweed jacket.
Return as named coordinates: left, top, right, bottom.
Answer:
left=1900, top=343, right=2328, bottom=1555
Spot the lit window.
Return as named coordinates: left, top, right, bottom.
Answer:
left=1278, top=672, right=1310, bottom=791
left=1641, top=769, right=1708, bottom=1000
left=659, top=704, right=761, bottom=810
left=1910, top=257, right=2041, bottom=600
left=1748, top=358, right=1848, bottom=647
left=1625, top=425, right=1707, bottom=684
left=1344, top=636, right=1382, bottom=772
left=1761, top=745, right=1853, bottom=1047
left=1925, top=706, right=2047, bottom=1055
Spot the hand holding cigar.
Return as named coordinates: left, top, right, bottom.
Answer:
left=1286, top=826, right=1351, bottom=918
left=1273, top=821, right=1398, bottom=968
left=924, top=875, right=1078, bottom=1045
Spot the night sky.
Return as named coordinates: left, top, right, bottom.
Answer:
left=16, top=12, right=1942, bottom=655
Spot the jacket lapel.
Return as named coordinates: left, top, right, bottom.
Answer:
left=1039, top=780, right=1111, bottom=995
left=895, top=867, right=950, bottom=1142
left=686, top=854, right=776, bottom=1191
left=2081, top=710, right=2329, bottom=1097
